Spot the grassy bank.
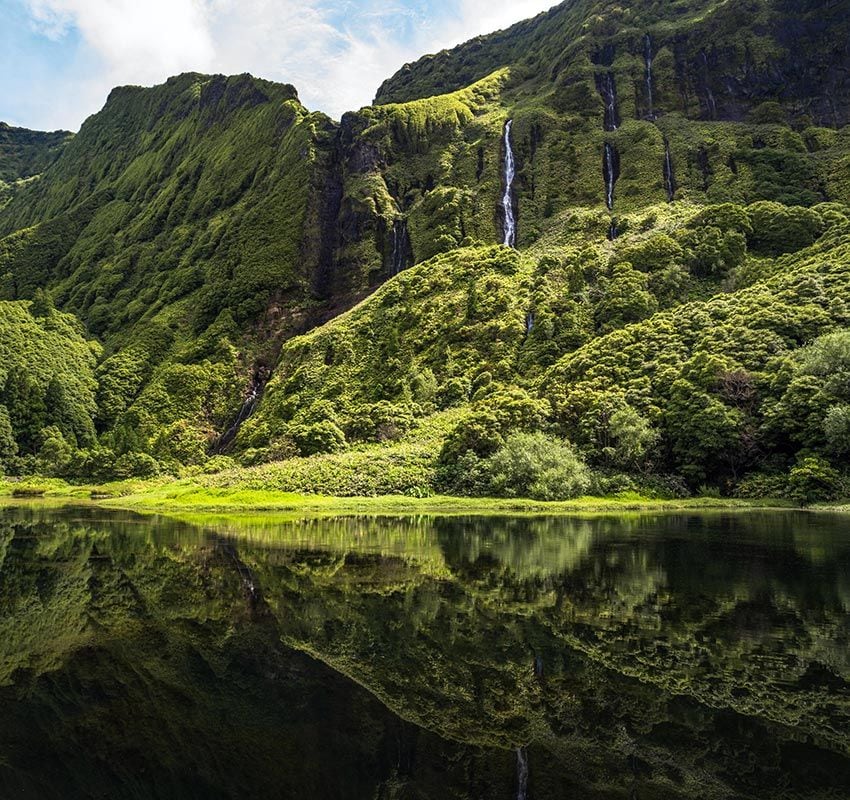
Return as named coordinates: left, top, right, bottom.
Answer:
left=0, top=475, right=799, bottom=516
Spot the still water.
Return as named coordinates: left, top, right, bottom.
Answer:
left=0, top=505, right=848, bottom=799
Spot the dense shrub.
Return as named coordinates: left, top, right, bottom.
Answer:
left=290, top=420, right=347, bottom=456
left=112, top=452, right=161, bottom=480
left=746, top=202, right=824, bottom=254
left=787, top=456, right=842, bottom=506
left=486, top=432, right=591, bottom=500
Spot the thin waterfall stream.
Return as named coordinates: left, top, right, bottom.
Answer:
left=211, top=368, right=269, bottom=454
left=644, top=34, right=655, bottom=119
left=516, top=747, right=529, bottom=800
left=502, top=119, right=517, bottom=248
left=599, top=73, right=619, bottom=131
left=664, top=138, right=676, bottom=202
left=604, top=143, right=619, bottom=210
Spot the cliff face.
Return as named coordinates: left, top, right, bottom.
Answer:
left=376, top=0, right=850, bottom=127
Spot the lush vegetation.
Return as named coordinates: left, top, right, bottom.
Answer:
left=1, top=0, right=849, bottom=504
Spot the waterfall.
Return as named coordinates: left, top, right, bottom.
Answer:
left=525, top=311, right=535, bottom=333
left=501, top=120, right=517, bottom=248
left=644, top=34, right=655, bottom=119
left=603, top=143, right=619, bottom=210
left=608, top=217, right=619, bottom=240
left=391, top=218, right=411, bottom=275
left=211, top=369, right=268, bottom=454
left=664, top=139, right=676, bottom=202
left=701, top=52, right=717, bottom=119
left=599, top=73, right=619, bottom=131
left=516, top=747, right=529, bottom=800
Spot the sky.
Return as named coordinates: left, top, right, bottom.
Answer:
left=0, top=0, right=556, bottom=132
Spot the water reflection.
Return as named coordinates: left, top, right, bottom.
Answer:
left=1, top=505, right=849, bottom=799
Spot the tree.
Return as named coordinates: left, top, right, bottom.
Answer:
left=0, top=404, right=17, bottom=468
left=30, top=288, right=55, bottom=318
left=747, top=202, right=824, bottom=255
left=36, top=426, right=73, bottom=476
left=665, top=379, right=744, bottom=485
left=687, top=204, right=752, bottom=237
left=608, top=405, right=658, bottom=469
left=824, top=404, right=850, bottom=455
left=112, top=452, right=161, bottom=479
left=679, top=226, right=747, bottom=278
left=613, top=233, right=683, bottom=274
left=290, top=420, right=347, bottom=456
left=1, top=368, right=47, bottom=454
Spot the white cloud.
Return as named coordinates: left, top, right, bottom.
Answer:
left=19, top=0, right=558, bottom=130
left=28, top=0, right=215, bottom=79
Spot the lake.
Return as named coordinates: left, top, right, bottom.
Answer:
left=0, top=505, right=848, bottom=799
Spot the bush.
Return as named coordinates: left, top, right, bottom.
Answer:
left=436, top=377, right=470, bottom=409
left=486, top=432, right=591, bottom=501
left=787, top=456, right=841, bottom=506
left=0, top=404, right=17, bottom=467
left=290, top=420, right=347, bottom=456
left=345, top=401, right=417, bottom=443
left=35, top=426, right=73, bottom=476
left=824, top=404, right=850, bottom=455
left=112, top=452, right=161, bottom=480
left=734, top=472, right=789, bottom=499
left=207, top=442, right=437, bottom=497
left=201, top=455, right=238, bottom=474
left=748, top=101, right=787, bottom=125
left=747, top=202, right=824, bottom=255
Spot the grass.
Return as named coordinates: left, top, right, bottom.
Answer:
left=0, top=474, right=797, bottom=516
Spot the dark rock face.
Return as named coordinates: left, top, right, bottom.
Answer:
left=376, top=0, right=850, bottom=128
left=669, top=7, right=850, bottom=127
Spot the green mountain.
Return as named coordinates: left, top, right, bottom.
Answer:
left=1, top=0, right=849, bottom=499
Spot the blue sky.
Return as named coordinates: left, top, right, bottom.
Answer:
left=1, top=0, right=556, bottom=132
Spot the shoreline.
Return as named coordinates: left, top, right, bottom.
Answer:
left=0, top=477, right=810, bottom=516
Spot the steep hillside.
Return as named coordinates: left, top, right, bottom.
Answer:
left=0, top=73, right=335, bottom=331
left=231, top=199, right=850, bottom=497
left=0, top=0, right=849, bottom=500
left=0, top=74, right=347, bottom=466
left=0, top=296, right=100, bottom=473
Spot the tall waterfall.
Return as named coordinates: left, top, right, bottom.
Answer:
left=701, top=52, right=717, bottom=119
left=644, top=34, right=655, bottom=119
left=600, top=73, right=619, bottom=131
left=603, top=143, right=619, bottom=210
left=391, top=218, right=411, bottom=275
left=502, top=120, right=517, bottom=248
left=516, top=747, right=529, bottom=800
left=664, top=139, right=676, bottom=202
left=596, top=69, right=620, bottom=220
